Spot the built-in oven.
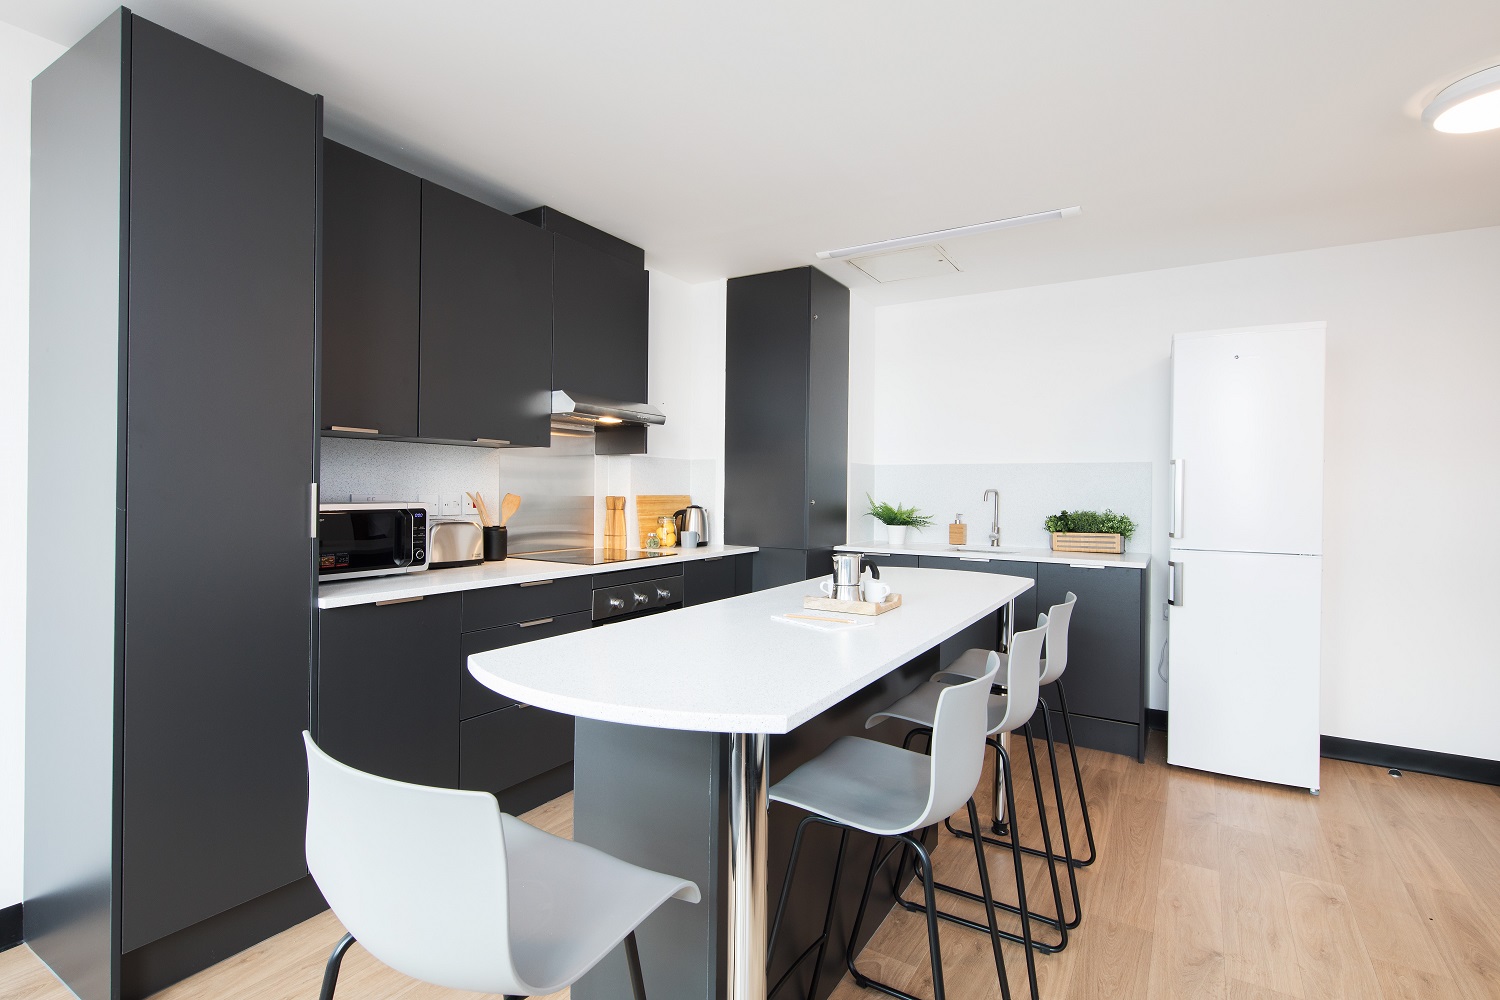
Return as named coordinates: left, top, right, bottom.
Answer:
left=591, top=571, right=683, bottom=626
left=317, top=502, right=431, bottom=582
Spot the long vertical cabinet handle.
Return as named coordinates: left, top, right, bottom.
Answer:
left=1167, top=560, right=1181, bottom=606
left=310, top=483, right=319, bottom=539
left=1170, top=459, right=1184, bottom=539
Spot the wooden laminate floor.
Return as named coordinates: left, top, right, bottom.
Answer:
left=4, top=732, right=1499, bottom=1000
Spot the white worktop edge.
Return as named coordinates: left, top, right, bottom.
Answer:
left=317, top=543, right=760, bottom=609
left=836, top=541, right=1150, bottom=570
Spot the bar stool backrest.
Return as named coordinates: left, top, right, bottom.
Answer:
left=989, top=617, right=1048, bottom=736
left=913, top=654, right=1002, bottom=830
left=303, top=732, right=534, bottom=996
left=1037, top=592, right=1077, bottom=686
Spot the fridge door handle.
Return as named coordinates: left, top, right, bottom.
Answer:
left=1170, top=459, right=1184, bottom=538
left=1168, top=560, right=1181, bottom=606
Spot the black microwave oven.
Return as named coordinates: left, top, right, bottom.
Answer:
left=317, top=502, right=431, bottom=582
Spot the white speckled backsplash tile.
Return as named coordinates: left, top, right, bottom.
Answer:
left=850, top=462, right=1152, bottom=552
left=319, top=437, right=504, bottom=514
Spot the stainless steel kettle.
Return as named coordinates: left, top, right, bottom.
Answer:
left=674, top=505, right=709, bottom=546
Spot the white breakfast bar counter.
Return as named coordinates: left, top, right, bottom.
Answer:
left=470, top=566, right=1033, bottom=1000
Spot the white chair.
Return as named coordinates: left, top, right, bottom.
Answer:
left=868, top=618, right=1061, bottom=998
left=302, top=732, right=699, bottom=1000
left=939, top=593, right=1093, bottom=929
left=765, top=657, right=1012, bottom=1000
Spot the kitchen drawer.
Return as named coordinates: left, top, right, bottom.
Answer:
left=461, top=576, right=591, bottom=632
left=459, top=704, right=574, bottom=799
left=684, top=556, right=737, bottom=606
left=460, top=610, right=590, bottom=719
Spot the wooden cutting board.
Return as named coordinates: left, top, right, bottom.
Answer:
left=635, top=494, right=691, bottom=547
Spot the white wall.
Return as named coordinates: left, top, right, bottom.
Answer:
left=1, top=20, right=64, bottom=912
left=865, top=226, right=1500, bottom=761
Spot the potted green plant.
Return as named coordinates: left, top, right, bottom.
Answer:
left=865, top=495, right=934, bottom=546
left=1043, top=509, right=1137, bottom=554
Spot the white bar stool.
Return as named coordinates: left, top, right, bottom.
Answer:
left=302, top=732, right=700, bottom=1000
left=764, top=659, right=1013, bottom=1000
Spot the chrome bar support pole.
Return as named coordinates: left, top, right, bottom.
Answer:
left=727, top=732, right=770, bottom=1000
left=996, top=597, right=1016, bottom=826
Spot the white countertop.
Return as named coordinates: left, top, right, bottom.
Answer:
left=836, top=541, right=1150, bottom=570
left=467, top=566, right=1032, bottom=734
left=317, top=544, right=759, bottom=609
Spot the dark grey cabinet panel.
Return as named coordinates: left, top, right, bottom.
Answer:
left=725, top=267, right=849, bottom=551
left=460, top=611, right=591, bottom=718
left=419, top=182, right=552, bottom=447
left=848, top=551, right=920, bottom=569
left=684, top=556, right=738, bottom=606
left=460, top=705, right=575, bottom=800
left=551, top=233, right=649, bottom=403
left=119, top=16, right=317, bottom=953
left=1035, top=563, right=1147, bottom=761
left=461, top=575, right=592, bottom=632
left=318, top=595, right=461, bottom=789
left=320, top=139, right=420, bottom=437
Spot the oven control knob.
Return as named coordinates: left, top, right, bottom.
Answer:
left=632, top=591, right=649, bottom=605
left=656, top=587, right=672, bottom=599
left=608, top=596, right=626, bottom=610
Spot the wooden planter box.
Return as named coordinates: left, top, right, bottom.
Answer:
left=1050, top=532, right=1124, bottom=554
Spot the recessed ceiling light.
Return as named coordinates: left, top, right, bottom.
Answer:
left=1423, top=64, right=1500, bottom=133
left=815, top=206, right=1081, bottom=261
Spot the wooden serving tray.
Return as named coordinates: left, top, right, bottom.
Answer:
left=803, top=593, right=903, bottom=616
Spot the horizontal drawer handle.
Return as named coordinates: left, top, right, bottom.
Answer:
left=374, top=595, right=423, bottom=606
left=703, top=556, right=722, bottom=562
left=518, top=617, right=554, bottom=628
left=1067, top=564, right=1109, bottom=570
left=330, top=425, right=379, bottom=435
left=519, top=579, right=555, bottom=588
left=474, top=438, right=511, bottom=446
left=959, top=557, right=989, bottom=562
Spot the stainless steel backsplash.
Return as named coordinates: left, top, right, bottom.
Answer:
left=503, top=428, right=595, bottom=553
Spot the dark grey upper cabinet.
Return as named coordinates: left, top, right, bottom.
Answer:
left=419, top=181, right=552, bottom=447
left=320, top=139, right=420, bottom=436
left=725, top=267, right=849, bottom=553
left=118, top=16, right=317, bottom=954
left=551, top=233, right=649, bottom=402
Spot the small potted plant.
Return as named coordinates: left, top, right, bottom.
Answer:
left=1044, top=509, right=1137, bottom=554
left=866, top=495, right=934, bottom=546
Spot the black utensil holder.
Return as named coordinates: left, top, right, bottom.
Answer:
left=483, top=526, right=507, bottom=561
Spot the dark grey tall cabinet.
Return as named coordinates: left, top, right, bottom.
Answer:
left=725, top=266, right=850, bottom=588
left=26, top=11, right=321, bottom=1000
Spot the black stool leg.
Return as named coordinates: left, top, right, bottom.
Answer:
left=624, top=931, right=648, bottom=1000
left=847, top=837, right=943, bottom=1000
left=1055, top=680, right=1099, bottom=866
left=965, top=797, right=1013, bottom=1000
left=768, top=814, right=818, bottom=965
left=318, top=933, right=355, bottom=1000
left=804, top=826, right=850, bottom=1000
left=997, top=740, right=1041, bottom=1000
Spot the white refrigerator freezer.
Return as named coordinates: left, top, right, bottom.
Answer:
left=1166, top=323, right=1325, bottom=792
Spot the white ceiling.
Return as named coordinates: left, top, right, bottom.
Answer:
left=4, top=0, right=1499, bottom=304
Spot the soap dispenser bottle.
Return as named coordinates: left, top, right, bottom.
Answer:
left=949, top=514, right=967, bottom=546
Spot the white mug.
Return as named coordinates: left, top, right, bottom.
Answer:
left=862, top=580, right=892, bottom=603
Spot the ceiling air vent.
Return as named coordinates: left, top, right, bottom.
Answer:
left=845, top=244, right=961, bottom=283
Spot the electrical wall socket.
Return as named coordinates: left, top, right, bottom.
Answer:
left=461, top=493, right=479, bottom=517
left=440, top=492, right=463, bottom=517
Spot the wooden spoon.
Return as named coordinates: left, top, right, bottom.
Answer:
left=468, top=492, right=491, bottom=528
left=499, top=493, right=522, bottom=526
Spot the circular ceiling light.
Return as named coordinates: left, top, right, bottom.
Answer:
left=1423, top=64, right=1500, bottom=133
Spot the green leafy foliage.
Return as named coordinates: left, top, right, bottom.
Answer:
left=865, top=494, right=935, bottom=528
left=1043, top=509, right=1137, bottom=539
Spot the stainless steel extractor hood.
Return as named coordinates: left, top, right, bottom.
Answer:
left=550, top=390, right=665, bottom=428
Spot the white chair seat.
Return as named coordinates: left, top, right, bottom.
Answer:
left=501, top=814, right=700, bottom=992
left=770, top=736, right=935, bottom=837
left=867, top=679, right=1011, bottom=736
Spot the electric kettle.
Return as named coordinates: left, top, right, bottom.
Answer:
left=674, top=505, right=709, bottom=546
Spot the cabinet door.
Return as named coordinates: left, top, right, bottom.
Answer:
left=119, top=17, right=317, bottom=952
left=684, top=557, right=738, bottom=606
left=321, top=140, right=420, bottom=437
left=460, top=705, right=574, bottom=802
left=725, top=269, right=811, bottom=549
left=461, top=611, right=591, bottom=718
left=552, top=233, right=648, bottom=402
left=419, top=182, right=552, bottom=447
left=318, top=594, right=461, bottom=788
left=806, top=270, right=849, bottom=548
left=1034, top=564, right=1144, bottom=731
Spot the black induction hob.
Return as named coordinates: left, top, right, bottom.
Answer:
left=510, top=548, right=681, bottom=567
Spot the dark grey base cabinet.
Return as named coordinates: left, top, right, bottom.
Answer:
left=318, top=595, right=462, bottom=788
left=683, top=554, right=752, bottom=605
left=749, top=547, right=836, bottom=591
left=1035, top=563, right=1148, bottom=762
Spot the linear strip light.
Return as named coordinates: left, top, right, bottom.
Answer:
left=815, top=206, right=1081, bottom=260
